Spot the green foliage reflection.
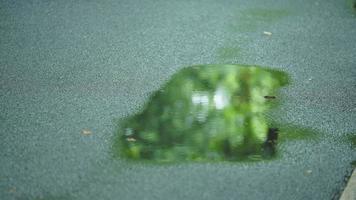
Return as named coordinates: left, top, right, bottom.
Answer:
left=116, top=65, right=290, bottom=162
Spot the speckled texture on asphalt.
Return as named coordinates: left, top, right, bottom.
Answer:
left=0, top=0, right=356, bottom=199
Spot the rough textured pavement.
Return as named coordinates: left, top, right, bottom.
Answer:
left=1, top=0, right=356, bottom=199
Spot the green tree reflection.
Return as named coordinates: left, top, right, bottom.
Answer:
left=116, top=65, right=290, bottom=162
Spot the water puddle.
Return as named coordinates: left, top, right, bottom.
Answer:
left=113, top=64, right=316, bottom=162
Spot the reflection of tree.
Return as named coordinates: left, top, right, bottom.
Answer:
left=117, top=65, right=289, bottom=162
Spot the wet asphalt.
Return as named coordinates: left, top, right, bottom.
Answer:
left=1, top=0, right=356, bottom=199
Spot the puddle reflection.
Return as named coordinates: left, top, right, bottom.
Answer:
left=115, top=64, right=291, bottom=162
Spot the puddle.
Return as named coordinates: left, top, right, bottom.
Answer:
left=113, top=64, right=318, bottom=162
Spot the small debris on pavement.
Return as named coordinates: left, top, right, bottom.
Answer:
left=263, top=31, right=272, bottom=36
left=304, top=169, right=312, bottom=175
left=81, top=129, right=92, bottom=136
left=8, top=187, right=16, bottom=193
left=264, top=95, right=276, bottom=99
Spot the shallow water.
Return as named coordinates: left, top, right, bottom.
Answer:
left=114, top=64, right=318, bottom=162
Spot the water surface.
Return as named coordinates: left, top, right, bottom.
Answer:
left=114, top=64, right=297, bottom=162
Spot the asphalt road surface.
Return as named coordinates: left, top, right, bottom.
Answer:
left=1, top=0, right=356, bottom=199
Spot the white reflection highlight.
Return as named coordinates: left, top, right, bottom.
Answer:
left=192, top=93, right=209, bottom=106
left=213, top=87, right=229, bottom=110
